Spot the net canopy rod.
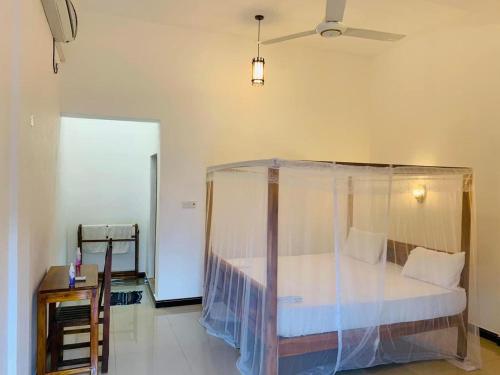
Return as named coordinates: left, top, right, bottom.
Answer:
left=207, top=158, right=472, bottom=176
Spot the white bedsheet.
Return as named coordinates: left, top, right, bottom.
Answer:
left=226, top=253, right=466, bottom=338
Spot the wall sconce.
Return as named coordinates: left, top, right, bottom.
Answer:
left=412, top=185, right=427, bottom=203
left=251, top=15, right=265, bottom=86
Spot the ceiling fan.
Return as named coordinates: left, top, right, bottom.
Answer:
left=260, top=0, right=405, bottom=45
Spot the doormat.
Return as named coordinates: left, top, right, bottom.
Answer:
left=110, top=291, right=143, bottom=306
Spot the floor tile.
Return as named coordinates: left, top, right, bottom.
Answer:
left=167, top=309, right=240, bottom=375
left=480, top=338, right=500, bottom=364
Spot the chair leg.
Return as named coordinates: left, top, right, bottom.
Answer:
left=101, top=323, right=110, bottom=373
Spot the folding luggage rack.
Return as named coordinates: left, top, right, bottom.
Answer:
left=78, top=223, right=140, bottom=279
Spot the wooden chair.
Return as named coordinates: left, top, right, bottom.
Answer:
left=50, top=239, right=113, bottom=372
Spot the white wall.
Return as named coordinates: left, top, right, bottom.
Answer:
left=369, top=25, right=500, bottom=335
left=60, top=12, right=372, bottom=301
left=17, top=3, right=61, bottom=372
left=0, top=1, right=13, bottom=372
left=0, top=0, right=61, bottom=373
left=56, top=117, right=159, bottom=273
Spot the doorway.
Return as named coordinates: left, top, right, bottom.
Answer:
left=56, top=116, right=160, bottom=280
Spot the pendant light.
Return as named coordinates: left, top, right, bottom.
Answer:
left=251, top=15, right=265, bottom=86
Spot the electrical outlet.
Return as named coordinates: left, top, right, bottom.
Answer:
left=182, top=201, right=197, bottom=209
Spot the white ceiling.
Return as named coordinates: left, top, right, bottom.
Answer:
left=74, top=0, right=500, bottom=56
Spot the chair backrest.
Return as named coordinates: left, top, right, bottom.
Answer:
left=99, top=239, right=113, bottom=310
left=100, top=239, right=113, bottom=371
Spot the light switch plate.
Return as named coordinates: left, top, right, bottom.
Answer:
left=182, top=201, right=197, bottom=209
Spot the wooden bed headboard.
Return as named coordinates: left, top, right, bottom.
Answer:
left=386, top=239, right=416, bottom=266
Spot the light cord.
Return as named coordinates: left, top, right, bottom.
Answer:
left=257, top=19, right=261, bottom=58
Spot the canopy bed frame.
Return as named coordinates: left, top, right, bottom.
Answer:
left=202, top=159, right=475, bottom=375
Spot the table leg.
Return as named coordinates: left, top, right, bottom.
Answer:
left=48, top=303, right=58, bottom=371
left=37, top=295, right=47, bottom=375
left=90, top=288, right=99, bottom=374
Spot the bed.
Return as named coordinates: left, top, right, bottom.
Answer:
left=227, top=253, right=466, bottom=337
left=201, top=159, right=480, bottom=375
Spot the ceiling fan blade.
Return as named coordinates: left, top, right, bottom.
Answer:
left=325, top=0, right=346, bottom=22
left=260, top=30, right=317, bottom=45
left=343, top=27, right=405, bottom=42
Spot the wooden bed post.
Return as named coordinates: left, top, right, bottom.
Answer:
left=457, top=174, right=472, bottom=359
left=264, top=167, right=279, bottom=375
left=204, top=180, right=214, bottom=282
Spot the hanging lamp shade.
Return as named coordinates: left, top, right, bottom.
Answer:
left=252, top=56, right=265, bottom=86
left=251, top=15, right=265, bottom=86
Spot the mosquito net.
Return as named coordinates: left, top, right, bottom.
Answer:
left=201, top=159, right=480, bottom=375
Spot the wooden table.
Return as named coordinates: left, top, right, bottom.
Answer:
left=37, top=265, right=99, bottom=375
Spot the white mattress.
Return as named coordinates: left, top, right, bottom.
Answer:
left=227, top=253, right=466, bottom=338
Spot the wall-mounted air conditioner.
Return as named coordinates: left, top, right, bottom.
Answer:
left=41, top=0, right=78, bottom=73
left=41, top=0, right=78, bottom=43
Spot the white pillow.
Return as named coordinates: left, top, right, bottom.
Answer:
left=343, top=227, right=386, bottom=264
left=402, top=247, right=465, bottom=289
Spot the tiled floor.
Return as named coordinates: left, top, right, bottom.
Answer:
left=64, top=282, right=500, bottom=374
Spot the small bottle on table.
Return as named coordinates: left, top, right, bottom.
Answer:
left=69, top=262, right=76, bottom=288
